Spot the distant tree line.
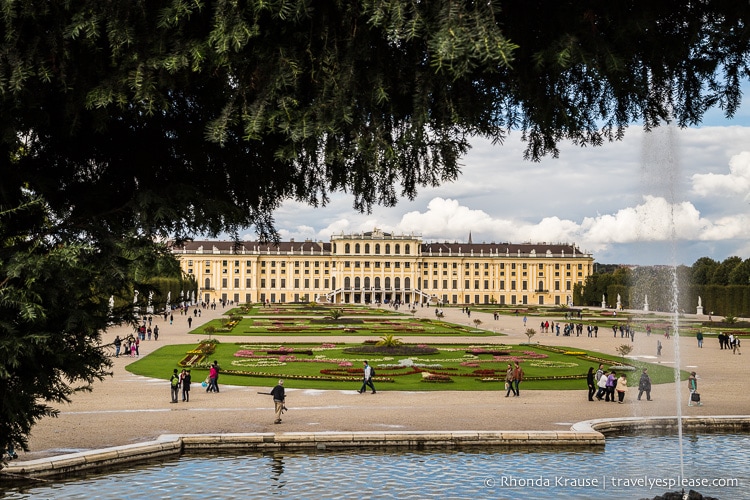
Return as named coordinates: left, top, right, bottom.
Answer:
left=578, top=257, right=750, bottom=317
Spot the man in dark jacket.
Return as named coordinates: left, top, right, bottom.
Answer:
left=270, top=379, right=286, bottom=424
left=637, top=368, right=652, bottom=401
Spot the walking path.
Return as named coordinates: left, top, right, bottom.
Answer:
left=18, top=303, right=747, bottom=461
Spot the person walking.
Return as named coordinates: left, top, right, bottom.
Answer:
left=270, top=379, right=286, bottom=424
left=586, top=367, right=597, bottom=401
left=113, top=335, right=122, bottom=358
left=616, top=373, right=628, bottom=404
left=688, top=371, right=702, bottom=406
left=358, top=361, right=376, bottom=394
left=512, top=361, right=524, bottom=397
left=181, top=369, right=192, bottom=402
left=637, top=368, right=652, bottom=401
left=206, top=361, right=220, bottom=393
left=696, top=331, right=703, bottom=348
left=504, top=363, right=516, bottom=397
left=169, top=369, right=180, bottom=403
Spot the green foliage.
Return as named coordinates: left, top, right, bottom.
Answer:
left=584, top=260, right=750, bottom=315
left=329, top=308, right=344, bottom=320
left=0, top=196, right=178, bottom=453
left=375, top=333, right=403, bottom=348
left=615, top=344, right=633, bottom=359
left=2, top=2, right=750, bottom=246
left=524, top=328, right=536, bottom=342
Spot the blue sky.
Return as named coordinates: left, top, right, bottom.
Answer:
left=237, top=92, right=750, bottom=267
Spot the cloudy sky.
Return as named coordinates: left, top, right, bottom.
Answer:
left=241, top=99, right=750, bottom=267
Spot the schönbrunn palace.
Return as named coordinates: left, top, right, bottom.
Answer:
left=172, top=229, right=593, bottom=306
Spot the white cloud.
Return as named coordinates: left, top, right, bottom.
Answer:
left=691, top=150, right=750, bottom=200
left=227, top=122, right=750, bottom=265
left=580, top=196, right=710, bottom=245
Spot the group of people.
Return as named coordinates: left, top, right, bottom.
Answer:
left=136, top=323, right=159, bottom=341
left=169, top=368, right=192, bottom=403
left=113, top=334, right=140, bottom=358
left=587, top=364, right=705, bottom=407
left=588, top=364, right=643, bottom=404
left=717, top=332, right=741, bottom=353
left=167, top=360, right=221, bottom=403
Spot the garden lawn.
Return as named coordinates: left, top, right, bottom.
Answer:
left=127, top=342, right=685, bottom=392
left=191, top=317, right=495, bottom=337
left=230, top=303, right=400, bottom=317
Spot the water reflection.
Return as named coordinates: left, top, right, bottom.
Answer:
left=270, top=453, right=285, bottom=489
left=1, top=433, right=747, bottom=499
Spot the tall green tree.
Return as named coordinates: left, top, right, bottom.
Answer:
left=691, top=257, right=719, bottom=286
left=712, top=256, right=743, bottom=286
left=728, top=258, right=750, bottom=285
left=2, top=0, right=750, bottom=453
left=0, top=195, right=181, bottom=454
left=2, top=1, right=749, bottom=242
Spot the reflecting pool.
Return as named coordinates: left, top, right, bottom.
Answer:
left=2, top=433, right=748, bottom=499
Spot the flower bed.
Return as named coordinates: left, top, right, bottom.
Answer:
left=420, top=374, right=453, bottom=383
left=178, top=342, right=216, bottom=366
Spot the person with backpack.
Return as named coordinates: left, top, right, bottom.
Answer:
left=169, top=368, right=180, bottom=403
left=358, top=361, right=376, bottom=394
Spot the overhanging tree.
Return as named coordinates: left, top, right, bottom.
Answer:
left=2, top=0, right=750, bottom=454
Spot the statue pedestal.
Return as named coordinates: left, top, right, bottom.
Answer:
left=697, top=306, right=704, bottom=315
left=643, top=304, right=649, bottom=312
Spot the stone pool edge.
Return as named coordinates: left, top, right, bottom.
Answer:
left=3, top=416, right=749, bottom=480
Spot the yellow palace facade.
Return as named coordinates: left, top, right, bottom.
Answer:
left=172, top=229, right=593, bottom=307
